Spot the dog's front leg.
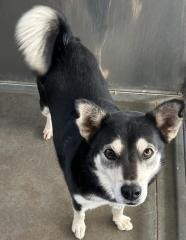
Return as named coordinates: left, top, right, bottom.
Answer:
left=72, top=208, right=86, bottom=239
left=112, top=204, right=133, bottom=231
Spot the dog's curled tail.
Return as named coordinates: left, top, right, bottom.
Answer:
left=15, top=5, right=71, bottom=75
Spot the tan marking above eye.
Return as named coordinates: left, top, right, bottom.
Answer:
left=136, top=138, right=148, bottom=154
left=110, top=138, right=124, bottom=155
left=136, top=138, right=155, bottom=156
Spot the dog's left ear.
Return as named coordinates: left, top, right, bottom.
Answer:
left=75, top=99, right=107, bottom=141
left=147, top=99, right=185, bottom=142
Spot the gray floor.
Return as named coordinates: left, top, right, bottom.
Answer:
left=0, top=92, right=177, bottom=240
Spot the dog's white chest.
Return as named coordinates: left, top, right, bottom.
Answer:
left=73, top=194, right=110, bottom=211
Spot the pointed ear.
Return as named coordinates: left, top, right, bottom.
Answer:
left=75, top=99, right=107, bottom=141
left=147, top=99, right=185, bottom=142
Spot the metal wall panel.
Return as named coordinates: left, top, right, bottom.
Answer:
left=0, top=0, right=185, bottom=92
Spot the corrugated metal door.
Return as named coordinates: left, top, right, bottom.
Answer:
left=0, top=0, right=185, bottom=93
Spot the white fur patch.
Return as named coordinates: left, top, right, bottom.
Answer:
left=110, top=138, right=124, bottom=155
left=72, top=208, right=86, bottom=239
left=15, top=5, right=59, bottom=75
left=133, top=152, right=161, bottom=204
left=136, top=138, right=149, bottom=154
left=112, top=205, right=133, bottom=231
left=135, top=138, right=161, bottom=187
left=43, top=114, right=53, bottom=140
left=73, top=194, right=109, bottom=211
left=41, top=106, right=50, bottom=117
left=41, top=107, right=53, bottom=140
left=137, top=152, right=161, bottom=183
left=94, top=154, right=124, bottom=203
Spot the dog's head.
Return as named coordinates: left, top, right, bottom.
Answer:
left=75, top=99, right=185, bottom=206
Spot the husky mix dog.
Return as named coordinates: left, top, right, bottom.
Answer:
left=15, top=6, right=185, bottom=239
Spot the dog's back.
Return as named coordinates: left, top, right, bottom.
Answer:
left=15, top=6, right=115, bottom=121
left=15, top=5, right=118, bottom=173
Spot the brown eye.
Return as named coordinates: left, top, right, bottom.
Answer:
left=104, top=149, right=116, bottom=160
left=142, top=148, right=154, bottom=159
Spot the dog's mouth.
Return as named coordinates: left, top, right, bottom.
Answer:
left=123, top=194, right=147, bottom=206
left=113, top=197, right=143, bottom=207
left=125, top=201, right=140, bottom=206
left=126, top=202, right=136, bottom=205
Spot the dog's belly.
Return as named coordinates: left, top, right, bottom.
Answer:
left=73, top=194, right=112, bottom=211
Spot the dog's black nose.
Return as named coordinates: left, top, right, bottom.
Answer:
left=121, top=184, right=141, bottom=201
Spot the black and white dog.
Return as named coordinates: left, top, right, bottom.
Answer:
left=15, top=6, right=185, bottom=239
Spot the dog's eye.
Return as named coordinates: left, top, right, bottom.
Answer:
left=142, top=148, right=154, bottom=159
left=104, top=148, right=116, bottom=160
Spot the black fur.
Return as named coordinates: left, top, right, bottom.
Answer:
left=37, top=22, right=119, bottom=206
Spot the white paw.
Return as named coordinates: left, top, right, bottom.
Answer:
left=43, top=126, right=53, bottom=140
left=72, top=220, right=86, bottom=239
left=113, top=215, right=133, bottom=231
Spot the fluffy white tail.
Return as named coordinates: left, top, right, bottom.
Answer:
left=15, top=5, right=60, bottom=75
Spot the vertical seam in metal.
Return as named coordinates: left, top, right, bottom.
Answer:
left=155, top=179, right=159, bottom=240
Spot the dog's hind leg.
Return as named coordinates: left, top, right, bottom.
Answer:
left=41, top=106, right=53, bottom=140
left=112, top=204, right=133, bottom=231
left=37, top=79, right=53, bottom=140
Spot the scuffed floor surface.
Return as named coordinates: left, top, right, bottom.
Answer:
left=0, top=93, right=177, bottom=240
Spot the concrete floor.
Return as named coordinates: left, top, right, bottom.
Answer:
left=0, top=92, right=177, bottom=240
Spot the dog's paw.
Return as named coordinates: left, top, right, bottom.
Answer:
left=43, top=126, right=53, bottom=140
left=72, top=219, right=86, bottom=239
left=113, top=215, right=133, bottom=231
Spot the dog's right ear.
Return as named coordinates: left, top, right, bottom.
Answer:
left=75, top=99, right=107, bottom=141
